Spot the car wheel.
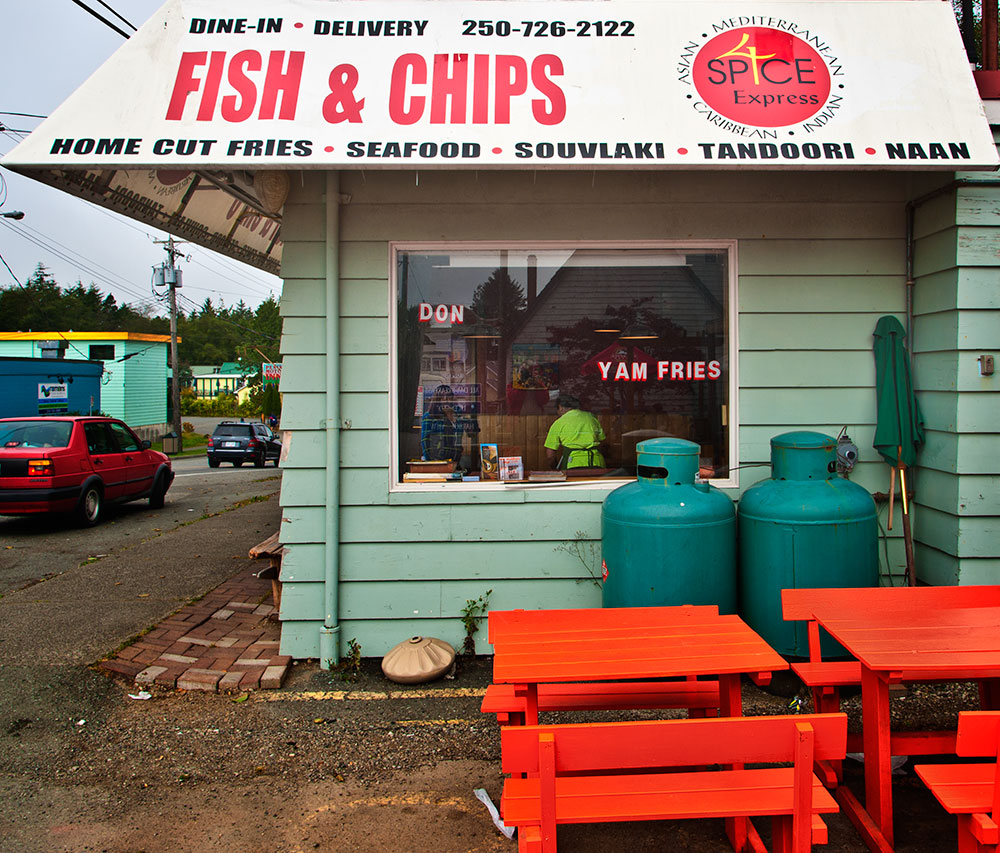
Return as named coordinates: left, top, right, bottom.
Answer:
left=254, top=451, right=265, bottom=468
left=76, top=484, right=103, bottom=527
left=208, top=457, right=220, bottom=468
left=233, top=460, right=244, bottom=468
left=272, top=455, right=280, bottom=468
left=149, top=474, right=167, bottom=509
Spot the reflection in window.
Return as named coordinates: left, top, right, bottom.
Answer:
left=395, top=247, right=732, bottom=484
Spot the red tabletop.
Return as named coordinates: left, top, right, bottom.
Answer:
left=491, top=606, right=787, bottom=685
left=820, top=607, right=1000, bottom=675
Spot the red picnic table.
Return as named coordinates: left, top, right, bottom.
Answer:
left=809, top=588, right=1000, bottom=853
left=490, top=605, right=788, bottom=724
left=490, top=605, right=790, bottom=852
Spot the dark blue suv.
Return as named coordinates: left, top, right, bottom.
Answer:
left=207, top=421, right=281, bottom=468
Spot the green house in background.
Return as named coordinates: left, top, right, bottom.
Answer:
left=0, top=332, right=172, bottom=441
left=190, top=362, right=251, bottom=399
left=4, top=0, right=999, bottom=664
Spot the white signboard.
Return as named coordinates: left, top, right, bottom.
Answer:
left=4, top=0, right=998, bottom=170
left=38, top=383, right=69, bottom=414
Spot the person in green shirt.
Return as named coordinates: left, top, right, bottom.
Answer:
left=544, top=394, right=606, bottom=469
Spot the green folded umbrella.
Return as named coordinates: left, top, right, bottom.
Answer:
left=873, top=316, right=924, bottom=469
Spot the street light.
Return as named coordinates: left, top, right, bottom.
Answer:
left=1, top=211, right=25, bottom=220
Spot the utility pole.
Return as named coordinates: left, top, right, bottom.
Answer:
left=154, top=237, right=184, bottom=451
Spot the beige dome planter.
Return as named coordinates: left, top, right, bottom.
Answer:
left=381, top=636, right=456, bottom=684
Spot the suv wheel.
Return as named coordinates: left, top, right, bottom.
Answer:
left=208, top=457, right=220, bottom=468
left=254, top=451, right=266, bottom=468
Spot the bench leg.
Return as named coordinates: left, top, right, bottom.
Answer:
left=958, top=814, right=999, bottom=853
left=719, top=673, right=750, bottom=852
left=518, top=825, right=542, bottom=853
left=772, top=815, right=793, bottom=853
left=979, top=678, right=1000, bottom=711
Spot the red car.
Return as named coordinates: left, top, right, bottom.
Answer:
left=0, top=416, right=174, bottom=526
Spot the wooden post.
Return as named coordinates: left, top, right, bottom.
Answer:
left=985, top=0, right=999, bottom=71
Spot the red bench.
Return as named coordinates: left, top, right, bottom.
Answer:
left=501, top=713, right=847, bottom=853
left=481, top=679, right=720, bottom=725
left=916, top=711, right=1000, bottom=853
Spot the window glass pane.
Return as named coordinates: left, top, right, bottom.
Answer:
left=85, top=423, right=115, bottom=454
left=0, top=420, right=73, bottom=448
left=89, top=345, right=115, bottom=360
left=108, top=422, right=140, bottom=452
left=395, top=247, right=730, bottom=484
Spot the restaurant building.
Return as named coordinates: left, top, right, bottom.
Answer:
left=5, top=0, right=998, bottom=662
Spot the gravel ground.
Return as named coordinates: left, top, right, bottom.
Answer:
left=0, top=651, right=979, bottom=853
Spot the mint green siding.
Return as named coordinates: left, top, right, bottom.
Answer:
left=276, top=167, right=997, bottom=659
left=910, top=164, right=1000, bottom=586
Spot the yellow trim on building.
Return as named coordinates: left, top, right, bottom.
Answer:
left=0, top=331, right=176, bottom=342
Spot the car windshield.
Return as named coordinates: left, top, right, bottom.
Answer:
left=0, top=420, right=73, bottom=449
left=214, top=424, right=253, bottom=437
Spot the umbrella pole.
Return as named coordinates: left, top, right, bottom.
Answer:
left=887, top=467, right=896, bottom=531
left=899, top=466, right=916, bottom=586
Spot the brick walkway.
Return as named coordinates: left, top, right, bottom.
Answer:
left=97, top=566, right=288, bottom=692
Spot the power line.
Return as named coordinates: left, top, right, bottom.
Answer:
left=28, top=187, right=279, bottom=300
left=0, top=112, right=48, bottom=119
left=176, top=292, right=279, bottom=341
left=0, top=219, right=165, bottom=314
left=0, top=218, right=161, bottom=306
left=0, top=250, right=23, bottom=287
left=89, top=0, right=136, bottom=31
left=68, top=0, right=132, bottom=38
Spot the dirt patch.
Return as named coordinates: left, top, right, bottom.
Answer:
left=0, top=657, right=979, bottom=852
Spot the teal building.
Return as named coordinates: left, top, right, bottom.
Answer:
left=0, top=332, right=172, bottom=441
left=4, top=0, right=999, bottom=662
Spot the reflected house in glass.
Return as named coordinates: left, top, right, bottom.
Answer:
left=500, top=251, right=730, bottom=475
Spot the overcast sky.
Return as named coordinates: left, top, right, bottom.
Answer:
left=0, top=0, right=281, bottom=317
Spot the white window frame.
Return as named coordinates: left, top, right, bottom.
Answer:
left=388, top=240, right=739, bottom=493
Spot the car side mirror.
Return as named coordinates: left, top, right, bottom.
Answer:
left=141, top=440, right=151, bottom=450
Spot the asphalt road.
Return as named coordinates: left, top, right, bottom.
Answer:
left=0, top=454, right=281, bottom=596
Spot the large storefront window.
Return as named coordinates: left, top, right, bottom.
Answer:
left=393, top=244, right=733, bottom=485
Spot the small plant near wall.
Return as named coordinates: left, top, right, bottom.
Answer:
left=330, top=637, right=362, bottom=682
left=461, top=590, right=492, bottom=656
left=555, top=530, right=603, bottom=588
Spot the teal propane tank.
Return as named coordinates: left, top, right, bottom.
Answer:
left=602, top=438, right=736, bottom=612
left=738, top=431, right=877, bottom=657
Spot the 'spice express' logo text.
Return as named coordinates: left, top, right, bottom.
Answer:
left=679, top=19, right=843, bottom=137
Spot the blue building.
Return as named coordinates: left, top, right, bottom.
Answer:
left=0, top=356, right=103, bottom=419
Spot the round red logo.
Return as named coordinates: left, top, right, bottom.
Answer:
left=692, top=28, right=831, bottom=127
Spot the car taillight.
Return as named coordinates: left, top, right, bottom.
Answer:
left=207, top=437, right=214, bottom=447
left=248, top=439, right=260, bottom=449
left=28, top=459, right=53, bottom=476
